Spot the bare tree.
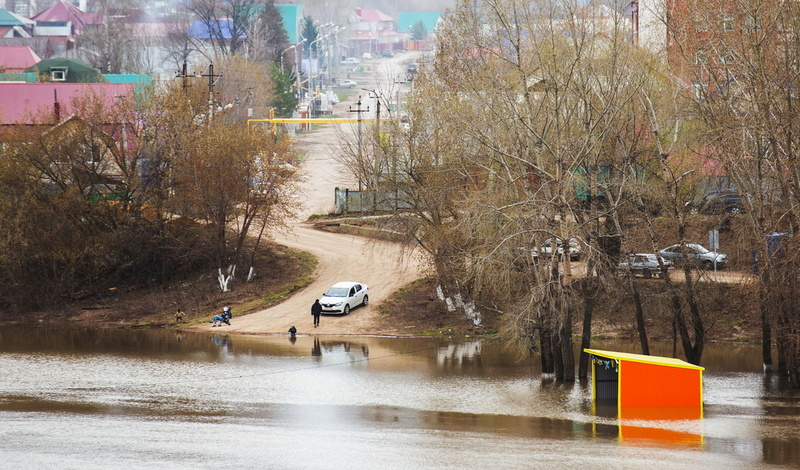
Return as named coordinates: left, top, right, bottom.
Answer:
left=667, top=0, right=800, bottom=382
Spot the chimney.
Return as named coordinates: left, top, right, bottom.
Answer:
left=54, top=89, right=61, bottom=123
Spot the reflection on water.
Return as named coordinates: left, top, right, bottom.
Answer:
left=1, top=326, right=799, bottom=468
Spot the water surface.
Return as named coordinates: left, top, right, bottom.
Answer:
left=1, top=326, right=798, bottom=469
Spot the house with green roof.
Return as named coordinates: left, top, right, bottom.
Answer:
left=26, top=58, right=106, bottom=83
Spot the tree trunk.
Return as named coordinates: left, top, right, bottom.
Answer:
left=578, top=279, right=595, bottom=379
left=630, top=277, right=650, bottom=355
left=552, top=324, right=565, bottom=381
left=760, top=285, right=773, bottom=372
left=684, top=278, right=705, bottom=364
left=560, top=307, right=575, bottom=382
left=540, top=328, right=555, bottom=375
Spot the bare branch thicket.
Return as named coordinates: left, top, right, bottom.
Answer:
left=350, top=0, right=687, bottom=379
left=667, top=0, right=800, bottom=382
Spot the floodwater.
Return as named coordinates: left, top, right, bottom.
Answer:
left=1, top=326, right=799, bottom=469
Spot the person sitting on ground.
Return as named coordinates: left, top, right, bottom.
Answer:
left=288, top=325, right=297, bottom=337
left=221, top=306, right=232, bottom=325
left=211, top=314, right=225, bottom=326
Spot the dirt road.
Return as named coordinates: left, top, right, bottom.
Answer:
left=196, top=79, right=425, bottom=337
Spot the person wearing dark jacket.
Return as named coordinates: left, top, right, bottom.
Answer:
left=311, top=299, right=322, bottom=327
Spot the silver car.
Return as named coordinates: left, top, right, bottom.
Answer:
left=617, top=253, right=674, bottom=278
left=658, top=243, right=728, bottom=269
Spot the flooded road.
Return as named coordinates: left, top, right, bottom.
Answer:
left=1, top=327, right=799, bottom=469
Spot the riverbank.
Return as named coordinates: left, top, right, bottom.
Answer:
left=1, top=249, right=762, bottom=345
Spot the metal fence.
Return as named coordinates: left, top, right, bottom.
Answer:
left=334, top=187, right=412, bottom=214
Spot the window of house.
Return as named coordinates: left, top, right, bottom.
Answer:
left=51, top=68, right=68, bottom=81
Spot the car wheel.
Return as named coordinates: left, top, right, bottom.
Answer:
left=643, top=270, right=652, bottom=279
left=729, top=206, right=742, bottom=214
left=702, top=260, right=714, bottom=270
left=343, top=304, right=351, bottom=315
left=362, top=295, right=369, bottom=307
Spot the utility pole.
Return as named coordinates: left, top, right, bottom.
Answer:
left=349, top=96, right=369, bottom=190
left=200, top=62, right=222, bottom=121
left=176, top=61, right=190, bottom=90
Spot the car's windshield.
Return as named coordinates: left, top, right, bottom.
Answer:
left=324, top=287, right=350, bottom=297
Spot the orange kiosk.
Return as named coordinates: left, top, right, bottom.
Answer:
left=585, top=348, right=705, bottom=445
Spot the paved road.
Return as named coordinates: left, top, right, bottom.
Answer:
left=198, top=60, right=425, bottom=336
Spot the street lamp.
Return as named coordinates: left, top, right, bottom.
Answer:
left=280, top=42, right=300, bottom=74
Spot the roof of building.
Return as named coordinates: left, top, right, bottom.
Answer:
left=31, top=1, right=103, bottom=29
left=355, top=8, right=394, bottom=23
left=0, top=82, right=134, bottom=125
left=276, top=3, right=303, bottom=44
left=188, top=19, right=246, bottom=39
left=7, top=10, right=35, bottom=26
left=26, top=57, right=106, bottom=83
left=585, top=348, right=705, bottom=370
left=396, top=12, right=441, bottom=32
left=0, top=8, right=26, bottom=26
left=0, top=46, right=41, bottom=72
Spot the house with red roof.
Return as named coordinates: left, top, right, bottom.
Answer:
left=30, top=1, right=103, bottom=54
left=0, top=82, right=133, bottom=126
left=0, top=81, right=137, bottom=199
left=0, top=45, right=40, bottom=72
left=347, top=8, right=402, bottom=56
left=31, top=1, right=103, bottom=34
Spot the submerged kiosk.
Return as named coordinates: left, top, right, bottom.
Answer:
left=586, top=349, right=705, bottom=445
left=585, top=348, right=705, bottom=419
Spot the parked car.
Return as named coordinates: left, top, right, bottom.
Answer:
left=617, top=253, right=674, bottom=278
left=381, top=49, right=394, bottom=58
left=341, top=57, right=360, bottom=65
left=685, top=190, right=745, bottom=214
left=320, top=281, right=369, bottom=314
left=338, top=79, right=357, bottom=88
left=658, top=243, right=728, bottom=269
left=540, top=238, right=581, bottom=261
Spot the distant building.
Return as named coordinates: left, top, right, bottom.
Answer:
left=396, top=12, right=441, bottom=37
left=347, top=8, right=402, bottom=56
left=26, top=57, right=104, bottom=82
left=0, top=44, right=39, bottom=71
left=0, top=81, right=133, bottom=126
left=276, top=3, right=303, bottom=45
left=0, top=7, right=34, bottom=37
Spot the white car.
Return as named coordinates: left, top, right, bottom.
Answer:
left=320, top=281, right=369, bottom=314
left=659, top=243, right=728, bottom=269
left=540, top=237, right=581, bottom=261
left=338, top=79, right=357, bottom=88
left=341, top=57, right=360, bottom=65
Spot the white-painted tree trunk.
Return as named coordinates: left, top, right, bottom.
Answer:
left=218, top=269, right=231, bottom=292
left=246, top=266, right=256, bottom=283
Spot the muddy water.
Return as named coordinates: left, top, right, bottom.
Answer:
left=1, top=326, right=798, bottom=469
